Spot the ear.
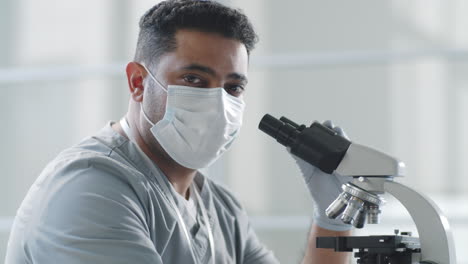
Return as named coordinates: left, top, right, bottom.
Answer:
left=126, top=62, right=146, bottom=102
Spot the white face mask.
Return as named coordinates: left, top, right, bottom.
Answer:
left=141, top=64, right=246, bottom=169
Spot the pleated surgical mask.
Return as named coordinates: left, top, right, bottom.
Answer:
left=141, top=63, right=246, bottom=169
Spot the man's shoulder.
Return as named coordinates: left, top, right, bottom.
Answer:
left=39, top=125, right=144, bottom=192
left=53, top=123, right=131, bottom=172
left=62, top=123, right=125, bottom=160
left=23, top=130, right=151, bottom=225
left=51, top=138, right=124, bottom=175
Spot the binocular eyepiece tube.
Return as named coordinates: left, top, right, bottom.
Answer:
left=258, top=114, right=351, bottom=174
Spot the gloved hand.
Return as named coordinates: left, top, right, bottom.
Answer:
left=290, top=120, right=353, bottom=231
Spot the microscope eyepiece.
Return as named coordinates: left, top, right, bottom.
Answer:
left=258, top=114, right=283, bottom=139
left=259, top=114, right=300, bottom=147
left=258, top=114, right=352, bottom=174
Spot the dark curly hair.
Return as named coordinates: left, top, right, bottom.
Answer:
left=134, top=0, right=258, bottom=66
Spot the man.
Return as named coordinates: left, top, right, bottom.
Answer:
left=6, top=1, right=352, bottom=263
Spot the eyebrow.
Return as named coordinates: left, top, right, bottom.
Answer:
left=227, top=73, right=248, bottom=83
left=181, top=63, right=248, bottom=83
left=181, top=63, right=216, bottom=76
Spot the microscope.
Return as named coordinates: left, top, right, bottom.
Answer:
left=258, top=114, right=457, bottom=264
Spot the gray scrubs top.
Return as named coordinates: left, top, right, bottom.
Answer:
left=6, top=123, right=279, bottom=264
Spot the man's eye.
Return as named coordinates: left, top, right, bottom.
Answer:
left=225, top=84, right=245, bottom=96
left=183, top=75, right=202, bottom=85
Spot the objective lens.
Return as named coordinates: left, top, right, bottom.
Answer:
left=353, top=208, right=367, bottom=229
left=341, top=196, right=365, bottom=225
left=326, top=192, right=350, bottom=219
left=366, top=204, right=381, bottom=224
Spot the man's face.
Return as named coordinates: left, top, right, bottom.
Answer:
left=142, top=29, right=249, bottom=123
left=137, top=29, right=249, bottom=157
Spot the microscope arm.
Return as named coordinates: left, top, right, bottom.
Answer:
left=353, top=178, right=457, bottom=264
left=384, top=181, right=457, bottom=264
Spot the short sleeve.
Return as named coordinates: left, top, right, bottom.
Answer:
left=24, top=158, right=162, bottom=264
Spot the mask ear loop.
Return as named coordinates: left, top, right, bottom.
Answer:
left=140, top=104, right=156, bottom=127
left=139, top=62, right=168, bottom=126
left=141, top=62, right=168, bottom=92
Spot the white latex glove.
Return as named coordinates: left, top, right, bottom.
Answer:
left=291, top=120, right=353, bottom=231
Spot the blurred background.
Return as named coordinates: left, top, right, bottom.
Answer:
left=1, top=0, right=468, bottom=263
